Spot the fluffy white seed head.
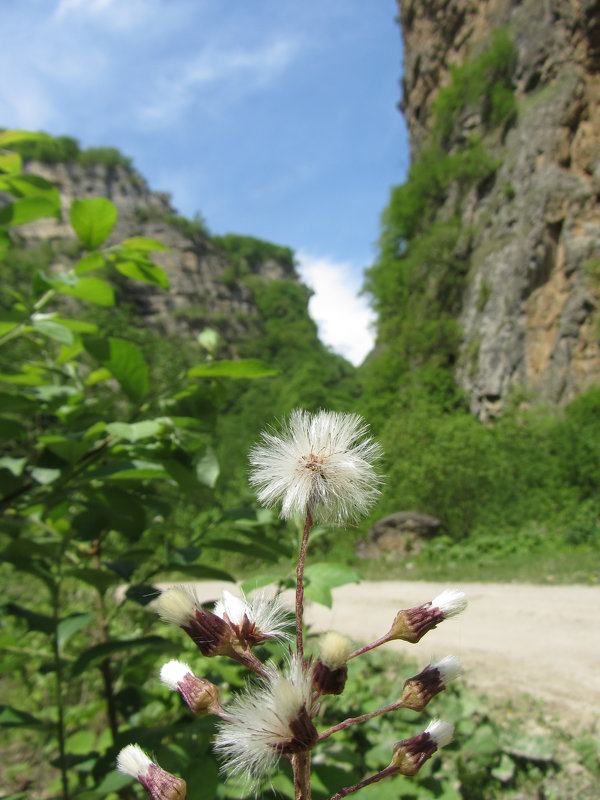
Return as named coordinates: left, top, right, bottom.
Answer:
left=318, top=632, right=353, bottom=669
left=214, top=656, right=313, bottom=787
left=249, top=409, right=383, bottom=524
left=432, top=589, right=467, bottom=618
left=116, top=744, right=153, bottom=778
left=160, top=660, right=192, bottom=691
left=432, top=655, right=462, bottom=685
left=156, top=585, right=202, bottom=626
left=425, top=719, right=454, bottom=748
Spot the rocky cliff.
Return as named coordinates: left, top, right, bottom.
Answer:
left=399, top=0, right=600, bottom=417
left=16, top=158, right=299, bottom=347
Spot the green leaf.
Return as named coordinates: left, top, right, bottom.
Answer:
left=31, top=466, right=61, bottom=484
left=74, top=251, right=104, bottom=274
left=0, top=456, right=26, bottom=476
left=0, top=130, right=53, bottom=147
left=83, top=336, right=149, bottom=402
left=106, top=419, right=164, bottom=442
left=5, top=603, right=55, bottom=634
left=0, top=196, right=60, bottom=225
left=0, top=705, right=46, bottom=729
left=0, top=151, right=22, bottom=174
left=31, top=316, right=74, bottom=345
left=195, top=446, right=219, bottom=488
left=4, top=174, right=60, bottom=203
left=157, top=563, right=234, bottom=582
left=120, top=236, right=168, bottom=251
left=70, top=197, right=117, bottom=249
left=114, top=258, right=169, bottom=289
left=305, top=562, right=360, bottom=589
left=64, top=568, right=118, bottom=595
left=0, top=229, right=10, bottom=260
left=86, top=460, right=167, bottom=482
left=188, top=359, right=278, bottom=379
left=57, top=613, right=95, bottom=650
left=71, top=636, right=176, bottom=676
left=0, top=392, right=36, bottom=412
left=56, top=276, right=114, bottom=306
left=39, top=434, right=91, bottom=464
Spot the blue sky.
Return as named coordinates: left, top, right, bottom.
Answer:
left=1, top=0, right=409, bottom=364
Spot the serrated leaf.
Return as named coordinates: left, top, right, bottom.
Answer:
left=305, top=562, right=360, bottom=590
left=83, top=336, right=149, bottom=402
left=188, top=359, right=278, bottom=379
left=70, top=198, right=117, bottom=249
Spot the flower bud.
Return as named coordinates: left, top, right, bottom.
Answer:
left=117, top=744, right=186, bottom=799
left=388, top=590, right=467, bottom=643
left=390, top=719, right=454, bottom=776
left=312, top=632, right=352, bottom=695
left=157, top=586, right=236, bottom=657
left=160, top=660, right=221, bottom=716
left=401, top=655, right=462, bottom=711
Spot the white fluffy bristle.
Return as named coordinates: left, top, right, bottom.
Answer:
left=425, top=719, right=454, bottom=748
left=116, top=743, right=152, bottom=778
left=160, top=660, right=192, bottom=690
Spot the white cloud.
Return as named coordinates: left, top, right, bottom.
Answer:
left=296, top=251, right=376, bottom=366
left=139, top=38, right=300, bottom=125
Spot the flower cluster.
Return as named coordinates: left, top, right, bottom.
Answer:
left=117, top=410, right=467, bottom=800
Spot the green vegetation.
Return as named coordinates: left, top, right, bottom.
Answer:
left=4, top=131, right=134, bottom=171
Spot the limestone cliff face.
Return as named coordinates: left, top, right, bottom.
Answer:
left=17, top=160, right=299, bottom=346
left=399, top=0, right=600, bottom=417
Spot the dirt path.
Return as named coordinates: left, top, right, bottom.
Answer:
left=190, top=580, right=600, bottom=729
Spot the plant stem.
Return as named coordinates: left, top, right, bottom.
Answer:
left=93, top=542, right=119, bottom=743
left=293, top=751, right=312, bottom=800
left=52, top=584, right=70, bottom=800
left=328, top=765, right=397, bottom=799
left=318, top=700, right=404, bottom=743
left=348, top=632, right=392, bottom=661
left=295, top=507, right=313, bottom=661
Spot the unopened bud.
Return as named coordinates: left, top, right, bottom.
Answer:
left=157, top=586, right=236, bottom=657
left=312, top=632, right=352, bottom=695
left=390, top=719, right=454, bottom=776
left=160, top=660, right=221, bottom=716
left=117, top=744, right=186, bottom=799
left=401, top=655, right=462, bottom=711
left=389, top=590, right=467, bottom=643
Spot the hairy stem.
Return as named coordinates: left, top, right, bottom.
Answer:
left=318, top=700, right=404, bottom=743
left=295, top=507, right=313, bottom=661
left=348, top=632, right=392, bottom=661
left=328, top=765, right=397, bottom=799
left=293, top=751, right=312, bottom=800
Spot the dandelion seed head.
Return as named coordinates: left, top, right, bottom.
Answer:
left=249, top=409, right=383, bottom=524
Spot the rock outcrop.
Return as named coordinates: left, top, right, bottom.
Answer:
left=16, top=159, right=299, bottom=346
left=399, top=0, right=600, bottom=417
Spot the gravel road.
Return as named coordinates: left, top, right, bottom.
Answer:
left=189, top=580, right=600, bottom=730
